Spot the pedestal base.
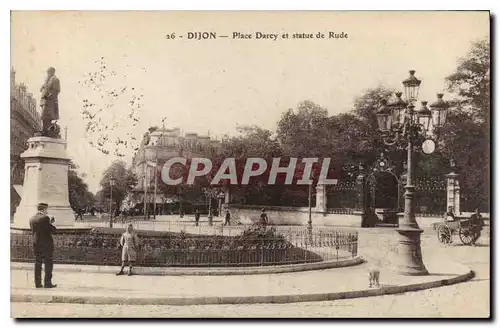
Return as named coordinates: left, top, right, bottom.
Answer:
left=395, top=228, right=429, bottom=276
left=12, top=136, right=74, bottom=229
left=13, top=205, right=75, bottom=229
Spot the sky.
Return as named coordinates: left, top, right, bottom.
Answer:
left=10, top=11, right=489, bottom=193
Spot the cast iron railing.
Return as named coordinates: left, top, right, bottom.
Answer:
left=11, top=227, right=358, bottom=267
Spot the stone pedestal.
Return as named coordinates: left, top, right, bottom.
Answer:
left=355, top=172, right=366, bottom=212
left=454, top=183, right=461, bottom=214
left=12, top=137, right=74, bottom=228
left=446, top=172, right=460, bottom=214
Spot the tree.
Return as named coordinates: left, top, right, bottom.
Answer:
left=68, top=161, right=95, bottom=210
left=353, top=86, right=396, bottom=130
left=441, top=38, right=490, bottom=211
left=212, top=125, right=284, bottom=206
left=273, top=99, right=387, bottom=205
left=329, top=113, right=377, bottom=164
left=440, top=111, right=489, bottom=211
left=351, top=86, right=410, bottom=165
left=275, top=101, right=345, bottom=205
left=277, top=100, right=331, bottom=157
left=446, top=38, right=490, bottom=124
left=99, top=160, right=138, bottom=211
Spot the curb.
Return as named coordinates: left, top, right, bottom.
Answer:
left=11, top=256, right=364, bottom=276
left=10, top=270, right=474, bottom=305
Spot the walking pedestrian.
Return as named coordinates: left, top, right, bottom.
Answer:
left=29, top=202, right=57, bottom=288
left=116, top=224, right=140, bottom=276
left=224, top=210, right=231, bottom=226
left=194, top=209, right=200, bottom=226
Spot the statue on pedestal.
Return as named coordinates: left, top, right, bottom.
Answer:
left=39, top=67, right=61, bottom=138
left=12, top=67, right=74, bottom=229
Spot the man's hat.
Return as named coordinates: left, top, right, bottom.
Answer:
left=37, top=202, right=48, bottom=208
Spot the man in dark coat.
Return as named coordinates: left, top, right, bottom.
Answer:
left=194, top=209, right=200, bottom=226
left=470, top=208, right=485, bottom=246
left=29, top=203, right=57, bottom=288
left=444, top=206, right=456, bottom=222
left=224, top=210, right=231, bottom=226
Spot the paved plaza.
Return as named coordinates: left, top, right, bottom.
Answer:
left=11, top=226, right=490, bottom=318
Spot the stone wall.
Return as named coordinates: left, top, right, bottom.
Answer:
left=226, top=205, right=490, bottom=228
left=227, top=205, right=362, bottom=227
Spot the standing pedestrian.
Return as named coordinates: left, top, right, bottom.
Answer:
left=194, top=209, right=200, bottom=226
left=470, top=208, right=484, bottom=246
left=224, top=210, right=231, bottom=226
left=260, top=208, right=269, bottom=228
left=121, top=209, right=128, bottom=224
left=77, top=208, right=84, bottom=220
left=116, top=224, right=140, bottom=276
left=29, top=202, right=57, bottom=288
left=444, top=206, right=456, bottom=222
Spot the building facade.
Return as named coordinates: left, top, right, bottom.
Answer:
left=127, top=126, right=220, bottom=215
left=11, top=68, right=42, bottom=215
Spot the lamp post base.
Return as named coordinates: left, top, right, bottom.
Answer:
left=395, top=227, right=429, bottom=276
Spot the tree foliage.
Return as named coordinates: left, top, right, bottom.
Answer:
left=277, top=100, right=331, bottom=157
left=353, top=86, right=395, bottom=130
left=439, top=39, right=490, bottom=210
left=214, top=125, right=284, bottom=205
left=98, top=160, right=138, bottom=210
left=68, top=161, right=95, bottom=210
left=445, top=38, right=490, bottom=124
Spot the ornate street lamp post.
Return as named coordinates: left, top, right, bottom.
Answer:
left=376, top=70, right=449, bottom=275
left=109, top=177, right=116, bottom=228
left=203, top=188, right=220, bottom=227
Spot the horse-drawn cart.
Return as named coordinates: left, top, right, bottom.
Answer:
left=433, top=218, right=481, bottom=245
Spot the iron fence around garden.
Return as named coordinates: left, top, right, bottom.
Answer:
left=11, top=227, right=358, bottom=267
left=72, top=216, right=361, bottom=237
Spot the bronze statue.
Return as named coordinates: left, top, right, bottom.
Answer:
left=40, top=67, right=61, bottom=138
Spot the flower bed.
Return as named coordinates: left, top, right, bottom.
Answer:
left=11, top=226, right=341, bottom=267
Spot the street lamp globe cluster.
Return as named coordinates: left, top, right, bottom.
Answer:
left=376, top=70, right=449, bottom=276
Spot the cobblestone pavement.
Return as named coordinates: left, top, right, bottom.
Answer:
left=11, top=228, right=490, bottom=318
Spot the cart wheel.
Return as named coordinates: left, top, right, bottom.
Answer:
left=437, top=225, right=452, bottom=244
left=459, top=228, right=474, bottom=245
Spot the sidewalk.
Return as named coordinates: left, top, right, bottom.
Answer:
left=11, top=256, right=472, bottom=305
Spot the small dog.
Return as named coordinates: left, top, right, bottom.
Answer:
left=369, top=268, right=380, bottom=288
